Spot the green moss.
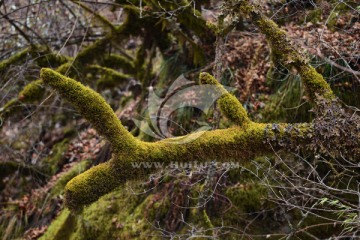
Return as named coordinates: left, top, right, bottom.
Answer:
left=41, top=68, right=315, bottom=209
left=0, top=98, right=20, bottom=123
left=192, top=44, right=206, bottom=66
left=0, top=47, right=67, bottom=76
left=206, top=21, right=220, bottom=34
left=146, top=196, right=171, bottom=221
left=11, top=140, right=28, bottom=150
left=35, top=51, right=68, bottom=68
left=199, top=72, right=250, bottom=126
left=180, top=10, right=214, bottom=43
left=256, top=18, right=303, bottom=66
left=259, top=72, right=314, bottom=123
left=225, top=183, right=267, bottom=213
left=306, top=8, right=323, bottom=24
left=18, top=79, right=45, bottom=102
left=238, top=1, right=258, bottom=16
left=146, top=0, right=213, bottom=43
left=149, top=123, right=277, bottom=163
left=76, top=37, right=110, bottom=65
left=325, top=2, right=355, bottom=31
left=51, top=160, right=90, bottom=196
left=94, top=66, right=131, bottom=89
left=133, top=45, right=147, bottom=81
left=40, top=68, right=139, bottom=154
left=0, top=48, right=30, bottom=76
left=236, top=2, right=336, bottom=102
left=299, top=65, right=335, bottom=101
left=40, top=209, right=76, bottom=240
left=202, top=209, right=214, bottom=230
left=44, top=181, right=160, bottom=239
left=102, top=54, right=135, bottom=73
left=63, top=161, right=135, bottom=210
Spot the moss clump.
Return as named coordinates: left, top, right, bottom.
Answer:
left=51, top=160, right=90, bottom=196
left=306, top=8, right=323, bottom=24
left=102, top=54, right=135, bottom=73
left=75, top=0, right=116, bottom=32
left=202, top=209, right=214, bottom=230
left=39, top=209, right=76, bottom=240
left=43, top=181, right=159, bottom=239
left=55, top=62, right=74, bottom=75
left=94, top=66, right=132, bottom=89
left=35, top=51, right=68, bottom=68
left=145, top=195, right=171, bottom=223
left=18, top=79, right=45, bottom=102
left=225, top=183, right=267, bottom=213
left=40, top=68, right=139, bottom=154
left=0, top=48, right=30, bottom=76
left=299, top=65, right=335, bottom=101
left=256, top=18, right=304, bottom=66
left=0, top=98, right=21, bottom=123
left=75, top=37, right=110, bottom=65
left=325, top=2, right=355, bottom=31
left=64, top=162, right=123, bottom=210
left=199, top=72, right=250, bottom=126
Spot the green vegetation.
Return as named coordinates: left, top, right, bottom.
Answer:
left=0, top=0, right=358, bottom=239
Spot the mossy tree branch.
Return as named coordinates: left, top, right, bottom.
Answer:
left=1, top=0, right=213, bottom=123
left=7, top=0, right=355, bottom=212
left=0, top=46, right=66, bottom=81
left=40, top=69, right=139, bottom=155
left=89, top=65, right=132, bottom=89
left=0, top=16, right=134, bottom=126
left=232, top=0, right=335, bottom=102
left=36, top=2, right=347, bottom=210
left=40, top=68, right=326, bottom=210
left=0, top=48, right=30, bottom=76
left=199, top=72, right=250, bottom=126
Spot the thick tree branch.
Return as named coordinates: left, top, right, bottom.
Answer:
left=199, top=72, right=250, bottom=126
left=40, top=68, right=316, bottom=209
left=40, top=68, right=139, bottom=154
left=233, top=0, right=335, bottom=102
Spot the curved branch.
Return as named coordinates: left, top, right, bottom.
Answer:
left=40, top=68, right=139, bottom=154
left=235, top=0, right=335, bottom=102
left=89, top=65, right=132, bottom=89
left=199, top=72, right=250, bottom=126
left=0, top=47, right=30, bottom=75
left=40, top=69, right=317, bottom=209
